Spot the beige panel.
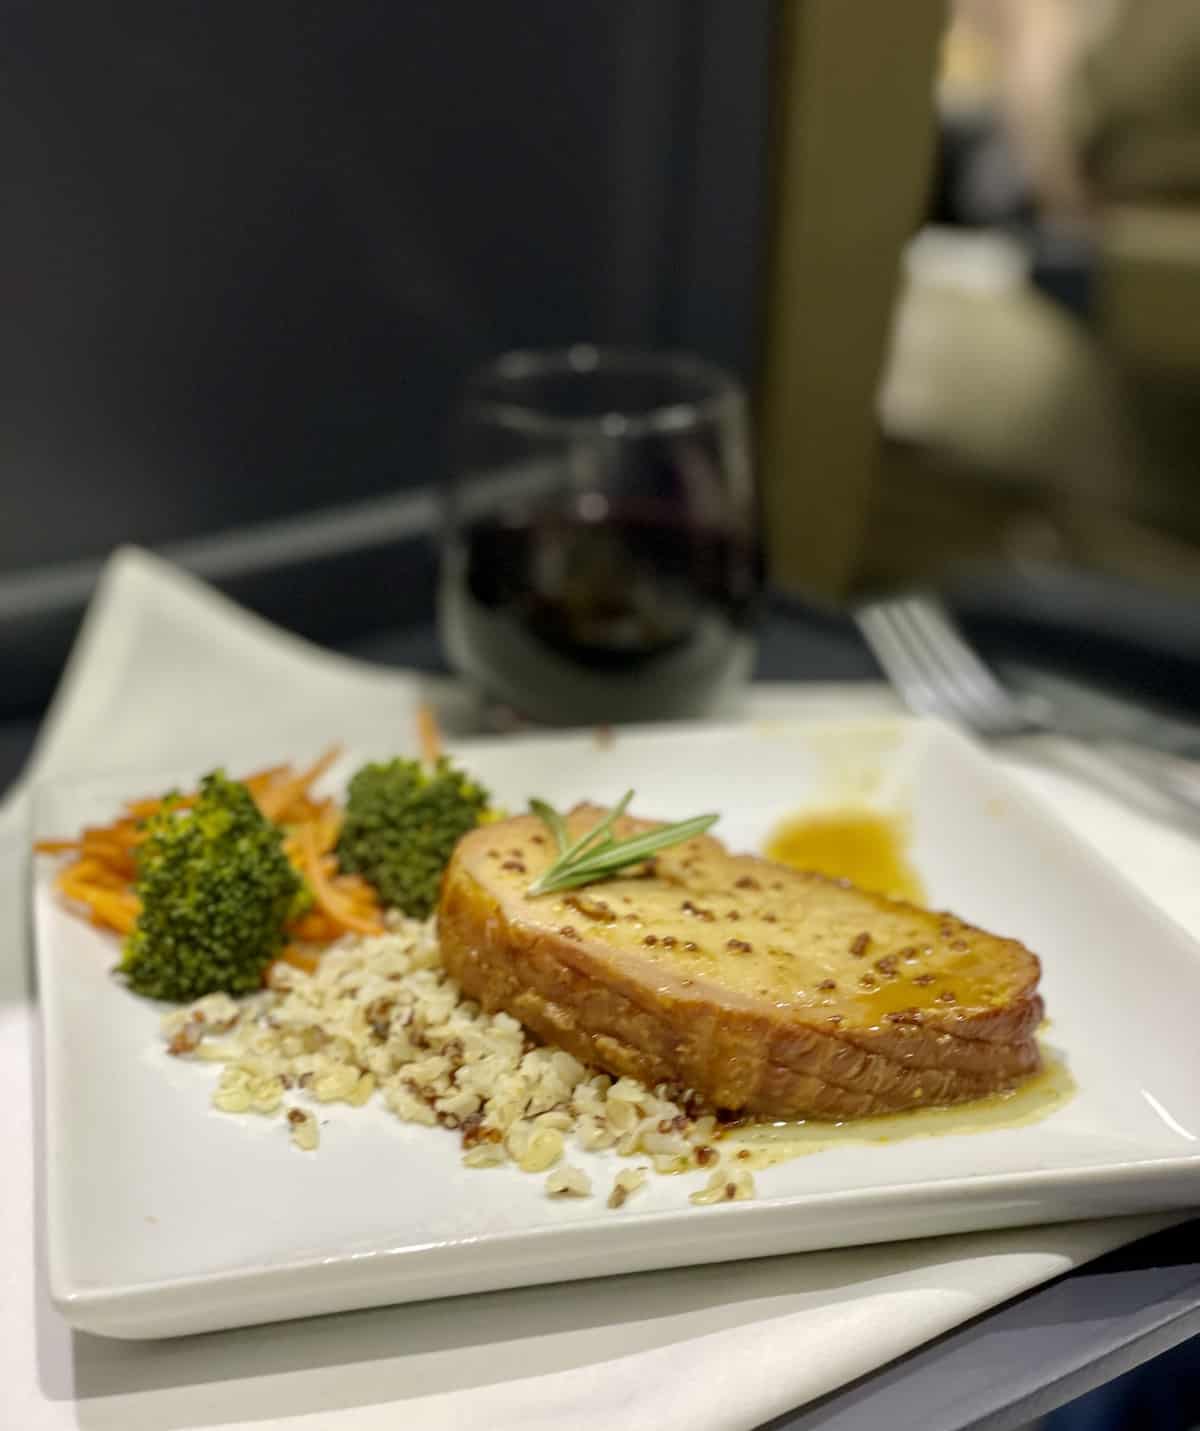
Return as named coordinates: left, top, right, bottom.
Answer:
left=1100, top=204, right=1200, bottom=375
left=758, top=0, right=947, bottom=597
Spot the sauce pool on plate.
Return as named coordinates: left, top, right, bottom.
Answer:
left=765, top=809, right=924, bottom=904
left=725, top=1055, right=1076, bottom=1167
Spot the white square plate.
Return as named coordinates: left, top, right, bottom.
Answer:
left=35, top=719, right=1200, bottom=1338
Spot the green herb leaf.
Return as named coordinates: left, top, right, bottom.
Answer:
left=526, top=796, right=717, bottom=896
left=554, top=790, right=633, bottom=869
left=528, top=798, right=570, bottom=855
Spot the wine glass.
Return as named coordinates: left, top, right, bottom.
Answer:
left=439, top=345, right=761, bottom=726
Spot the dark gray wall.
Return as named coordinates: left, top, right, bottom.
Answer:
left=1, top=1, right=769, bottom=571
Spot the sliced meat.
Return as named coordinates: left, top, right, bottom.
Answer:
left=437, top=805, right=1043, bottom=1120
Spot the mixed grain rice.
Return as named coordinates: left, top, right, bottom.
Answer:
left=160, top=916, right=754, bottom=1208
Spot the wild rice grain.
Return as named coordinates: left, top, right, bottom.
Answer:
left=162, top=916, right=751, bottom=1205
left=545, top=1165, right=591, bottom=1197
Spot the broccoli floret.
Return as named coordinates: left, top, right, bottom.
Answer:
left=121, top=771, right=305, bottom=1001
left=336, top=757, right=490, bottom=918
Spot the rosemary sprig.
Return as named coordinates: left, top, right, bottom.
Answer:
left=526, top=793, right=718, bottom=896
left=527, top=798, right=570, bottom=856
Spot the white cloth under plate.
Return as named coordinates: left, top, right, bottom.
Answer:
left=3, top=547, right=1196, bottom=1431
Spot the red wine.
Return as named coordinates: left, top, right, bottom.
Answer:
left=440, top=510, right=761, bottom=724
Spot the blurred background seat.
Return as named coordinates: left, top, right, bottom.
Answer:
left=855, top=0, right=1200, bottom=600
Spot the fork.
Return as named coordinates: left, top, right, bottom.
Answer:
left=855, top=594, right=1200, bottom=820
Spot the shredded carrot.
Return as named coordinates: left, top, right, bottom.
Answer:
left=256, top=746, right=341, bottom=824
left=286, top=909, right=345, bottom=944
left=124, top=793, right=196, bottom=819
left=80, top=829, right=139, bottom=854
left=294, top=822, right=384, bottom=936
left=124, top=762, right=290, bottom=821
left=56, top=869, right=139, bottom=934
left=276, top=944, right=321, bottom=975
left=240, top=763, right=291, bottom=798
left=416, top=702, right=442, bottom=766
left=70, top=857, right=131, bottom=890
left=36, top=744, right=388, bottom=962
left=77, top=834, right=139, bottom=873
left=312, top=804, right=342, bottom=855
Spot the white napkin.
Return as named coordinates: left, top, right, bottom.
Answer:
left=25, top=546, right=458, bottom=784
left=4, top=547, right=1195, bottom=1431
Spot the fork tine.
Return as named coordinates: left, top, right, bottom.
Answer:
left=873, top=601, right=992, bottom=730
left=865, top=599, right=1200, bottom=820
left=896, top=597, right=1029, bottom=735
left=898, top=597, right=1013, bottom=714
left=857, top=597, right=1031, bottom=738
left=855, top=605, right=953, bottom=721
left=888, top=600, right=1004, bottom=731
left=884, top=602, right=982, bottom=727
